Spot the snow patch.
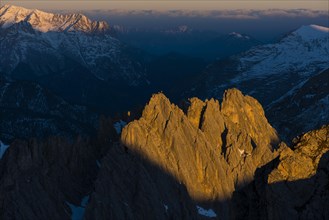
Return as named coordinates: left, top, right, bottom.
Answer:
left=230, top=32, right=243, bottom=38
left=309, top=24, right=329, bottom=33
left=66, top=195, right=89, bottom=220
left=0, top=141, right=9, bottom=159
left=164, top=204, right=169, bottom=212
left=114, top=120, right=127, bottom=134
left=196, top=206, right=217, bottom=218
left=81, top=196, right=89, bottom=207
left=230, top=32, right=250, bottom=39
left=294, top=24, right=329, bottom=41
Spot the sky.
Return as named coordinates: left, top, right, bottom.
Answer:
left=3, top=0, right=328, bottom=42
left=2, top=0, right=329, bottom=11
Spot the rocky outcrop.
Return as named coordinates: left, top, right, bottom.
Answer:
left=232, top=125, right=329, bottom=220
left=1, top=89, right=328, bottom=220
left=120, top=89, right=279, bottom=217
left=84, top=142, right=198, bottom=220
left=264, top=125, right=329, bottom=220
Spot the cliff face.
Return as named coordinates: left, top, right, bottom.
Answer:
left=264, top=125, right=329, bottom=220
left=1, top=89, right=328, bottom=220
left=232, top=125, right=329, bottom=220
left=120, top=89, right=279, bottom=217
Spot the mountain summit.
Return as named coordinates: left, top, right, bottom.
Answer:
left=0, top=88, right=328, bottom=219
left=0, top=4, right=109, bottom=33
left=121, top=89, right=279, bottom=208
left=293, top=24, right=329, bottom=41
left=0, top=5, right=148, bottom=111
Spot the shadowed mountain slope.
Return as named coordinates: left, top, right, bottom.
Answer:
left=0, top=89, right=328, bottom=219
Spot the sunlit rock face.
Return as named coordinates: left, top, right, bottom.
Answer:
left=1, top=88, right=328, bottom=220
left=121, top=88, right=280, bottom=217
left=264, top=125, right=329, bottom=220
left=232, top=125, right=329, bottom=220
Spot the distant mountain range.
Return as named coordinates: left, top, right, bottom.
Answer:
left=188, top=24, right=329, bottom=140
left=113, top=25, right=262, bottom=60
left=1, top=4, right=328, bottom=142
left=0, top=5, right=149, bottom=112
left=0, top=5, right=109, bottom=33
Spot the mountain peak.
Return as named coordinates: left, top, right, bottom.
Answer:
left=121, top=89, right=279, bottom=204
left=304, top=24, right=329, bottom=32
left=229, top=32, right=250, bottom=39
left=293, top=24, right=329, bottom=40
left=0, top=4, right=109, bottom=33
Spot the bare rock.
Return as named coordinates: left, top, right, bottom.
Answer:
left=121, top=89, right=280, bottom=217
left=233, top=125, right=329, bottom=220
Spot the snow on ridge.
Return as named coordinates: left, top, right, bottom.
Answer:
left=309, top=24, right=329, bottom=32
left=229, top=32, right=251, bottom=40
left=230, top=32, right=243, bottom=38
left=230, top=23, right=329, bottom=82
left=114, top=120, right=127, bottom=134
left=294, top=24, right=329, bottom=41
left=0, top=141, right=9, bottom=159
left=66, top=195, right=89, bottom=220
left=196, top=205, right=217, bottom=218
left=0, top=4, right=109, bottom=33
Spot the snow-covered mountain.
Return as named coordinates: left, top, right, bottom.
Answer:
left=228, top=32, right=251, bottom=40
left=232, top=25, right=329, bottom=83
left=0, top=5, right=151, bottom=112
left=0, top=5, right=146, bottom=84
left=266, top=68, right=329, bottom=141
left=189, top=24, right=329, bottom=139
left=0, top=4, right=109, bottom=33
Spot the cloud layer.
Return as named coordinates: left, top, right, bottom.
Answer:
left=96, top=9, right=328, bottom=20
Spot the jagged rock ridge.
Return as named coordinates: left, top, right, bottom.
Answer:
left=0, top=5, right=145, bottom=84
left=0, top=89, right=328, bottom=220
left=120, top=88, right=279, bottom=217
left=233, top=125, right=329, bottom=219
left=0, top=5, right=148, bottom=113
left=0, top=5, right=109, bottom=33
